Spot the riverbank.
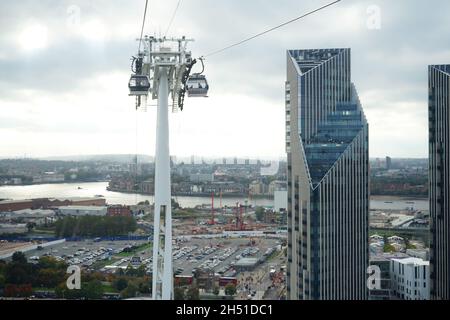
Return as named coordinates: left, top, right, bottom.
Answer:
left=0, top=181, right=429, bottom=211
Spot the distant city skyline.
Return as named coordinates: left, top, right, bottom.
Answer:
left=2, top=1, right=450, bottom=158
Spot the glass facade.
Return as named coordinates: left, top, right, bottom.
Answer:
left=429, top=64, right=450, bottom=300
left=286, top=48, right=369, bottom=300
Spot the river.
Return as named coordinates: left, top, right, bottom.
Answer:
left=0, top=181, right=429, bottom=211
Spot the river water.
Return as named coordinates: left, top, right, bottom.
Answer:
left=0, top=181, right=429, bottom=210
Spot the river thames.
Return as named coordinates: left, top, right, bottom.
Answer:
left=0, top=181, right=429, bottom=210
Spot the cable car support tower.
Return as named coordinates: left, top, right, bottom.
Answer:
left=128, top=36, right=206, bottom=300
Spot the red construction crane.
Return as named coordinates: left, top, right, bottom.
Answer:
left=210, top=192, right=215, bottom=225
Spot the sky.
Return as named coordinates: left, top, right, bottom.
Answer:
left=0, top=0, right=449, bottom=160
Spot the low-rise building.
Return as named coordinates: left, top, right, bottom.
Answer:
left=58, top=206, right=107, bottom=216
left=0, top=223, right=27, bottom=234
left=2, top=209, right=56, bottom=225
left=0, top=200, right=33, bottom=212
left=406, top=249, right=430, bottom=261
left=391, top=257, right=430, bottom=300
left=32, top=173, right=65, bottom=183
left=249, top=181, right=266, bottom=195
left=107, top=205, right=132, bottom=217
left=233, top=258, right=259, bottom=271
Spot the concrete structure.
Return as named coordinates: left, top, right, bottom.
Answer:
left=274, top=190, right=287, bottom=212
left=286, top=48, right=369, bottom=300
left=428, top=64, right=450, bottom=300
left=58, top=206, right=107, bottom=216
left=391, top=257, right=430, bottom=300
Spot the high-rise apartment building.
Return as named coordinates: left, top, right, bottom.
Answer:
left=429, top=64, right=450, bottom=300
left=286, top=48, right=369, bottom=300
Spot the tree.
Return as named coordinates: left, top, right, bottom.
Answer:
left=213, top=286, right=220, bottom=296
left=255, top=207, right=265, bottom=222
left=114, top=278, right=128, bottom=291
left=12, top=251, right=27, bottom=265
left=225, top=283, right=237, bottom=296
left=174, top=287, right=185, bottom=300
left=83, top=280, right=104, bottom=299
left=185, top=285, right=200, bottom=300
left=55, top=280, right=104, bottom=300
left=121, top=282, right=138, bottom=299
left=5, top=253, right=33, bottom=285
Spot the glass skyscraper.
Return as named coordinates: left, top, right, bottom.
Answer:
left=429, top=64, right=450, bottom=300
left=286, top=48, right=369, bottom=300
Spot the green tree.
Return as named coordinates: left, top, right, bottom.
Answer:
left=121, top=282, right=139, bottom=299
left=83, top=280, right=104, bottom=299
left=11, top=251, right=27, bottom=264
left=5, top=252, right=32, bottom=285
left=114, top=278, right=128, bottom=291
left=255, top=207, right=265, bottom=222
left=213, top=286, right=220, bottom=296
left=174, top=287, right=185, bottom=300
left=185, top=285, right=200, bottom=300
left=225, top=283, right=237, bottom=296
left=55, top=280, right=104, bottom=300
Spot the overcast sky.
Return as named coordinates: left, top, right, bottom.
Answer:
left=1, top=0, right=449, bottom=160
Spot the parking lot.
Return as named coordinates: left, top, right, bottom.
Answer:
left=172, top=237, right=280, bottom=277
left=14, top=239, right=149, bottom=271
left=5, top=236, right=282, bottom=281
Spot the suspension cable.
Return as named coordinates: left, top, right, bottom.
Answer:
left=138, top=0, right=149, bottom=53
left=164, top=0, right=183, bottom=38
left=201, top=0, right=341, bottom=58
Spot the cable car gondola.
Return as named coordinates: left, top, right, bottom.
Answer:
left=186, top=73, right=209, bottom=97
left=128, top=75, right=150, bottom=96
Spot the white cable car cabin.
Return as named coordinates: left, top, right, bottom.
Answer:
left=186, top=74, right=209, bottom=97
left=128, top=75, right=150, bottom=96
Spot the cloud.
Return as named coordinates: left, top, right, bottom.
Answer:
left=1, top=0, right=449, bottom=158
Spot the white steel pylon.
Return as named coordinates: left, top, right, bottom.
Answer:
left=129, top=36, right=195, bottom=300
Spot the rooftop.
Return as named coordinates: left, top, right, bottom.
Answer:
left=288, top=48, right=347, bottom=74
left=392, top=257, right=429, bottom=266
left=234, top=257, right=259, bottom=267
left=58, top=206, right=107, bottom=210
